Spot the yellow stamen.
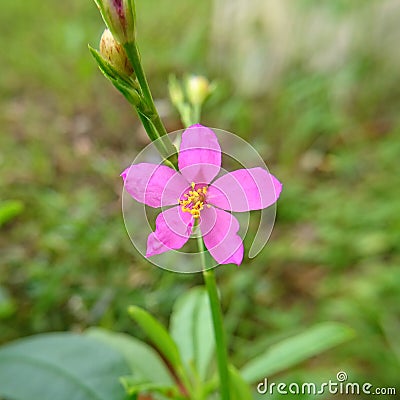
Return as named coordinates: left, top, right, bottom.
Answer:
left=179, top=184, right=208, bottom=219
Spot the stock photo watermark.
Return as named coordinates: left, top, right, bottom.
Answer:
left=257, top=371, right=396, bottom=396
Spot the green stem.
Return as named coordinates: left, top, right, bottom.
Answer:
left=137, top=111, right=159, bottom=143
left=124, top=43, right=161, bottom=131
left=124, top=42, right=177, bottom=164
left=136, top=112, right=176, bottom=170
left=192, top=103, right=202, bottom=126
left=197, top=236, right=231, bottom=400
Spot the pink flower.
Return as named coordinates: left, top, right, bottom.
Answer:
left=121, top=124, right=282, bottom=266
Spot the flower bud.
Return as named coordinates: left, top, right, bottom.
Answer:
left=100, top=29, right=134, bottom=77
left=94, top=0, right=135, bottom=44
left=186, top=75, right=212, bottom=106
left=168, top=75, right=184, bottom=107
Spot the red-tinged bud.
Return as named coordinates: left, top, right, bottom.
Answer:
left=99, top=29, right=134, bottom=77
left=94, top=0, right=135, bottom=44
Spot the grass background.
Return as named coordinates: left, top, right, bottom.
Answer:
left=1, top=0, right=399, bottom=397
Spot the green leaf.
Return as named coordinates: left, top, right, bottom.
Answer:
left=170, top=287, right=215, bottom=379
left=120, top=376, right=184, bottom=399
left=228, top=365, right=253, bottom=400
left=88, top=45, right=140, bottom=106
left=89, top=45, right=120, bottom=81
left=0, top=200, right=24, bottom=227
left=86, top=327, right=174, bottom=385
left=128, top=306, right=182, bottom=372
left=241, top=322, right=355, bottom=383
left=0, top=332, right=130, bottom=400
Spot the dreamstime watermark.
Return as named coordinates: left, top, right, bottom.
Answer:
left=257, top=371, right=397, bottom=396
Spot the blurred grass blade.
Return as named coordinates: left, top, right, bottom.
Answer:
left=128, top=305, right=182, bottom=372
left=241, top=322, right=355, bottom=383
left=170, top=287, right=215, bottom=379
left=228, top=364, right=253, bottom=400
left=0, top=333, right=130, bottom=400
left=0, top=200, right=24, bottom=227
left=86, top=327, right=174, bottom=385
left=0, top=286, right=16, bottom=319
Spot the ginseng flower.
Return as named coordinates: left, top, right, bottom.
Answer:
left=121, top=124, right=282, bottom=265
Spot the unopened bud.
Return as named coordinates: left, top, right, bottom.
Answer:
left=168, top=75, right=184, bottom=107
left=94, top=0, right=135, bottom=44
left=100, top=29, right=134, bottom=76
left=186, top=75, right=212, bottom=106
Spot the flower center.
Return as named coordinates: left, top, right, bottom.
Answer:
left=179, top=182, right=207, bottom=219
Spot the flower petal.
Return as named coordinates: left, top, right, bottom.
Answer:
left=146, top=206, right=194, bottom=257
left=200, top=207, right=243, bottom=266
left=121, top=163, right=189, bottom=208
left=207, top=168, right=282, bottom=212
left=178, top=124, right=221, bottom=184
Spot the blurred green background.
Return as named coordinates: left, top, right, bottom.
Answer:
left=1, top=0, right=399, bottom=396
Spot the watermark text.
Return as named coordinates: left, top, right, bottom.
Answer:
left=257, top=371, right=396, bottom=396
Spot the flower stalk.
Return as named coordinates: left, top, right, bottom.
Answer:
left=123, top=41, right=178, bottom=167
left=185, top=98, right=230, bottom=399
left=197, top=235, right=231, bottom=400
